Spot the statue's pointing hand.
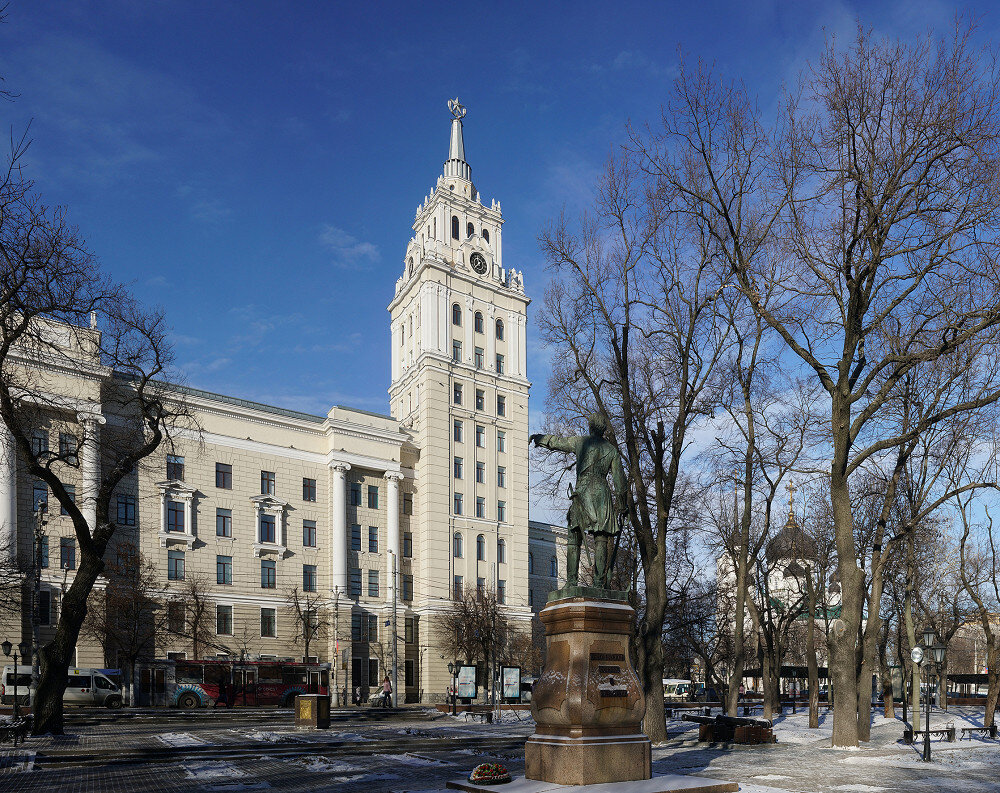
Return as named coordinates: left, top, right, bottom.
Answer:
left=529, top=433, right=543, bottom=447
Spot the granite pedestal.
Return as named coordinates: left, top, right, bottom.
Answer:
left=525, top=589, right=651, bottom=786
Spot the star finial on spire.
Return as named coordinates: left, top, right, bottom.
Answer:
left=786, top=480, right=796, bottom=515
left=448, top=98, right=466, bottom=119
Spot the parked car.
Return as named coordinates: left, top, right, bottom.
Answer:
left=1, top=666, right=123, bottom=708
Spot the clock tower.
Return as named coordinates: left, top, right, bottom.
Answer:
left=388, top=100, right=530, bottom=697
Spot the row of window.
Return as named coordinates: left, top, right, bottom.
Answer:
left=347, top=567, right=414, bottom=601
left=453, top=421, right=506, bottom=452
left=452, top=533, right=507, bottom=562
left=450, top=217, right=491, bottom=246
left=451, top=383, right=507, bottom=416
left=33, top=535, right=75, bottom=570
left=30, top=430, right=78, bottom=463
left=166, top=550, right=320, bottom=592
left=453, top=575, right=506, bottom=603
left=167, top=455, right=322, bottom=503
left=452, top=305, right=505, bottom=340
left=527, top=551, right=559, bottom=578
left=351, top=612, right=417, bottom=644
left=453, top=495, right=506, bottom=521
left=453, top=459, right=506, bottom=487
left=452, top=341, right=505, bottom=374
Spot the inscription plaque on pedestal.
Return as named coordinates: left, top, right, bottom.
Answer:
left=525, top=591, right=652, bottom=785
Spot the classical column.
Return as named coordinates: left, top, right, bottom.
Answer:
left=77, top=412, right=106, bottom=533
left=384, top=472, right=403, bottom=602
left=330, top=463, right=351, bottom=594
left=0, top=421, right=16, bottom=563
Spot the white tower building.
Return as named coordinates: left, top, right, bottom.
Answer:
left=388, top=99, right=531, bottom=697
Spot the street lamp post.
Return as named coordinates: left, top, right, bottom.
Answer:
left=916, top=628, right=947, bottom=762
left=2, top=640, right=30, bottom=720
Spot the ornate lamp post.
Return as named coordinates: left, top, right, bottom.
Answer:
left=917, top=628, right=946, bottom=762
left=2, top=640, right=30, bottom=720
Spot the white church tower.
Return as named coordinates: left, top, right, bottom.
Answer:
left=388, top=100, right=531, bottom=696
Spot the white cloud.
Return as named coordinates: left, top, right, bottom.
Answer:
left=318, top=224, right=380, bottom=269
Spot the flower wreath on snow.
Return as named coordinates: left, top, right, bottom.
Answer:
left=468, top=762, right=511, bottom=785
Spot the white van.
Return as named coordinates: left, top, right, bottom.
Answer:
left=2, top=667, right=123, bottom=709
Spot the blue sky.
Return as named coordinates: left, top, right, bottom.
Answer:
left=0, top=0, right=991, bottom=429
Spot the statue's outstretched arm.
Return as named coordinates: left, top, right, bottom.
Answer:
left=530, top=434, right=579, bottom=454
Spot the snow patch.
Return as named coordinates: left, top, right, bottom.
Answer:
left=299, top=757, right=362, bottom=773
left=183, top=761, right=248, bottom=780
left=376, top=752, right=450, bottom=766
left=832, top=786, right=886, bottom=791
left=160, top=732, right=208, bottom=747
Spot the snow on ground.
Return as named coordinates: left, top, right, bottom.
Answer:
left=183, top=761, right=248, bottom=780
left=375, top=752, right=450, bottom=766
left=736, top=785, right=796, bottom=793
left=298, top=757, right=363, bottom=773
left=769, top=710, right=833, bottom=744
left=159, top=732, right=209, bottom=747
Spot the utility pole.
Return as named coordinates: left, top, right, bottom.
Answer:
left=31, top=500, right=47, bottom=687
left=389, top=549, right=398, bottom=707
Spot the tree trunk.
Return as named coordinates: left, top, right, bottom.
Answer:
left=725, top=555, right=748, bottom=717
left=806, top=571, right=819, bottom=729
left=33, top=552, right=104, bottom=734
left=985, top=644, right=999, bottom=728
left=638, top=559, right=667, bottom=743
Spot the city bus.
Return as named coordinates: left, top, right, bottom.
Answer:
left=137, top=658, right=330, bottom=708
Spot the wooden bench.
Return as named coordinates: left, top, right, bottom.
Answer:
left=903, top=725, right=956, bottom=744
left=665, top=705, right=712, bottom=718
left=0, top=718, right=31, bottom=747
left=740, top=704, right=764, bottom=717
left=960, top=725, right=998, bottom=740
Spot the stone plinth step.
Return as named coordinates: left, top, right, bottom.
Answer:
left=446, top=773, right=739, bottom=793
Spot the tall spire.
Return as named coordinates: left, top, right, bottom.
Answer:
left=444, top=98, right=472, bottom=182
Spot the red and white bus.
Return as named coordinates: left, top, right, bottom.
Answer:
left=138, top=658, right=330, bottom=708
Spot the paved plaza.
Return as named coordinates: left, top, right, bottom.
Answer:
left=1, top=707, right=999, bottom=792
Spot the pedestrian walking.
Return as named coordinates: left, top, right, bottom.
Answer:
left=382, top=675, right=392, bottom=708
left=353, top=685, right=361, bottom=706
left=738, top=683, right=745, bottom=702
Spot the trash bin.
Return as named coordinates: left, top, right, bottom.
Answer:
left=295, top=694, right=330, bottom=729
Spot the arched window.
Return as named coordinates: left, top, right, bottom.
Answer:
left=452, top=303, right=462, bottom=326
left=495, top=319, right=504, bottom=340
left=467, top=221, right=475, bottom=238
left=550, top=556, right=557, bottom=577
left=476, top=534, right=486, bottom=561
left=483, top=228, right=490, bottom=244
left=453, top=532, right=464, bottom=559
left=407, top=257, right=413, bottom=276
left=452, top=215, right=460, bottom=240
left=474, top=311, right=484, bottom=334
left=497, top=538, right=506, bottom=564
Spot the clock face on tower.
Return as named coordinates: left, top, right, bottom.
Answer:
left=470, top=252, right=488, bottom=275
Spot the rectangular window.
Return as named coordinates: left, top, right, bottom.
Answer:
left=260, top=608, right=277, bottom=638
left=476, top=425, right=485, bottom=447
left=367, top=485, right=379, bottom=509
left=216, top=555, right=232, bottom=585
left=453, top=493, right=463, bottom=515
left=39, top=535, right=49, bottom=568
left=368, top=526, right=378, bottom=553
left=303, top=519, right=317, bottom=547
left=402, top=574, right=413, bottom=602
left=454, top=457, right=463, bottom=479
left=402, top=531, right=413, bottom=558
left=33, top=481, right=47, bottom=511
left=529, top=589, right=534, bottom=608
left=60, top=485, right=76, bottom=515
left=498, top=430, right=506, bottom=452
left=349, top=567, right=362, bottom=597
left=167, top=500, right=184, bottom=532
left=216, top=508, right=232, bottom=537
left=498, top=579, right=506, bottom=604
left=259, top=514, right=276, bottom=544
left=477, top=577, right=486, bottom=597
left=168, top=549, right=185, bottom=581
left=475, top=389, right=485, bottom=411
left=453, top=419, right=463, bottom=442
left=452, top=340, right=462, bottom=362
left=31, top=429, right=49, bottom=456
left=350, top=523, right=362, bottom=551
left=497, top=466, right=506, bottom=488
left=37, top=590, right=51, bottom=626
left=476, top=496, right=485, bottom=518
left=116, top=494, right=137, bottom=526
left=215, top=462, right=232, bottom=489
left=261, top=559, right=276, bottom=589
left=368, top=569, right=379, bottom=597
left=403, top=492, right=413, bottom=515
left=496, top=353, right=504, bottom=374
left=453, top=575, right=464, bottom=600
left=168, top=602, right=185, bottom=634
left=351, top=612, right=378, bottom=642
left=350, top=483, right=361, bottom=506
left=261, top=470, right=275, bottom=495
left=498, top=500, right=507, bottom=523
left=405, top=659, right=416, bottom=687
left=453, top=382, right=463, bottom=405
left=302, top=478, right=317, bottom=502
left=476, top=461, right=485, bottom=484
left=405, top=616, right=414, bottom=644
left=474, top=347, right=484, bottom=368
left=166, top=454, right=185, bottom=481
left=59, top=432, right=78, bottom=464
left=497, top=394, right=506, bottom=416
left=216, top=604, right=233, bottom=635
left=303, top=564, right=317, bottom=592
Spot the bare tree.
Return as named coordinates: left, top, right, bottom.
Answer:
left=286, top=587, right=328, bottom=662
left=165, top=575, right=217, bottom=661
